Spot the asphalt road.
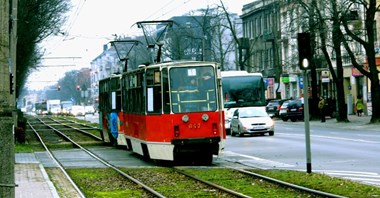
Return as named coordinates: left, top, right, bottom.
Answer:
left=224, top=118, right=380, bottom=187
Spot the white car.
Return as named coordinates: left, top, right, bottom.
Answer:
left=84, top=106, right=96, bottom=115
left=70, top=105, right=86, bottom=116
left=230, top=107, right=274, bottom=137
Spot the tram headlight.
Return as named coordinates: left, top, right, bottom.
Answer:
left=182, top=115, right=189, bottom=123
left=202, top=114, right=209, bottom=121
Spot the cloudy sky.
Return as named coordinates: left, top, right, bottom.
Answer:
left=27, top=0, right=252, bottom=90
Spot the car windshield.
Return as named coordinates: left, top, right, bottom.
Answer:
left=267, top=101, right=280, bottom=106
left=239, top=108, right=268, bottom=118
left=281, top=101, right=289, bottom=107
left=289, top=100, right=302, bottom=106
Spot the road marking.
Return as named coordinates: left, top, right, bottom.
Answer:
left=278, top=133, right=380, bottom=144
left=315, top=170, right=380, bottom=187
left=222, top=151, right=295, bottom=168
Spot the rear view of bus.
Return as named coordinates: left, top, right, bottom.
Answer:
left=221, top=71, right=266, bottom=134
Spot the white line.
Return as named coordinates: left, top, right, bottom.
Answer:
left=223, top=151, right=295, bottom=168
left=278, top=133, right=380, bottom=144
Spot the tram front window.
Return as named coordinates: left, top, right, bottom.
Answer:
left=170, top=67, right=217, bottom=113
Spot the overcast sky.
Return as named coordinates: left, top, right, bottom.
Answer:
left=27, top=0, right=252, bottom=90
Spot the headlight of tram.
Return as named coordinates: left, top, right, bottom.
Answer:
left=182, top=115, right=189, bottom=123
left=202, top=114, right=209, bottom=121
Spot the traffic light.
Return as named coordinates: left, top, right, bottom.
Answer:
left=9, top=73, right=14, bottom=94
left=57, top=85, right=61, bottom=91
left=297, top=32, right=311, bottom=70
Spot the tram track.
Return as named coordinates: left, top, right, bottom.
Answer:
left=28, top=116, right=164, bottom=197
left=228, top=167, right=346, bottom=198
left=27, top=116, right=251, bottom=197
left=45, top=117, right=102, bottom=141
left=25, top=115, right=349, bottom=197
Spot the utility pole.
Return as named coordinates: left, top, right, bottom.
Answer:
left=0, top=0, right=17, bottom=197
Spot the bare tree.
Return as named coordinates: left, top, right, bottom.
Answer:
left=17, top=0, right=70, bottom=96
left=311, top=0, right=349, bottom=122
left=340, top=0, right=380, bottom=123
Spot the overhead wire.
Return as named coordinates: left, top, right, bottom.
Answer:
left=43, top=0, right=87, bottom=56
left=143, top=0, right=194, bottom=21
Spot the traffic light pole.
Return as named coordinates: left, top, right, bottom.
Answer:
left=303, top=70, right=312, bottom=173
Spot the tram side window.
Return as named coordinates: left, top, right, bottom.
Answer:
left=127, top=72, right=145, bottom=114
left=109, top=78, right=121, bottom=111
left=121, top=76, right=128, bottom=112
left=146, top=69, right=162, bottom=114
left=162, top=68, right=170, bottom=114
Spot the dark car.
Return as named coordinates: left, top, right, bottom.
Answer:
left=285, top=99, right=304, bottom=122
left=266, top=99, right=287, bottom=117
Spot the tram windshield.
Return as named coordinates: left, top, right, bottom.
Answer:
left=170, top=66, right=217, bottom=113
left=222, top=75, right=266, bottom=108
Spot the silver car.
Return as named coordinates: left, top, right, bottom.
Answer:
left=230, top=107, right=274, bottom=136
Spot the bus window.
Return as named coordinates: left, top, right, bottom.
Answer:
left=222, top=75, right=266, bottom=108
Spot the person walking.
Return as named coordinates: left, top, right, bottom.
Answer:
left=318, top=97, right=326, bottom=122
left=356, top=95, right=364, bottom=117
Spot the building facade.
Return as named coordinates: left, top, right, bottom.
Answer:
left=241, top=0, right=375, bottom=117
left=241, top=0, right=282, bottom=99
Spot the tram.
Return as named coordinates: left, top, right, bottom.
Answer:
left=99, top=61, right=225, bottom=163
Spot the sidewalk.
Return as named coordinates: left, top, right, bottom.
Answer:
left=15, top=153, right=59, bottom=198
left=309, top=114, right=379, bottom=131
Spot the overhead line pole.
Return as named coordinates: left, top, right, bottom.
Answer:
left=0, top=0, right=17, bottom=197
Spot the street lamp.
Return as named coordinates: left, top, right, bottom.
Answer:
left=110, top=40, right=140, bottom=72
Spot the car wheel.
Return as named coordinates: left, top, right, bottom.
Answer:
left=291, top=118, right=297, bottom=122
left=231, top=128, right=235, bottom=136
left=268, top=131, right=274, bottom=136
left=226, top=129, right=231, bottom=136
left=237, top=127, right=243, bottom=137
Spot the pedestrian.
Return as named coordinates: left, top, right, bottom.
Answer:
left=318, top=96, right=326, bottom=122
left=356, top=95, right=364, bottom=117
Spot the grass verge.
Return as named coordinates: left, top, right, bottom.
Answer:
left=64, top=167, right=380, bottom=197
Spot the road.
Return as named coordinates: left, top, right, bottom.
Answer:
left=224, top=119, right=380, bottom=187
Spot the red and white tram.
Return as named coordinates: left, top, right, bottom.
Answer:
left=99, top=61, right=225, bottom=163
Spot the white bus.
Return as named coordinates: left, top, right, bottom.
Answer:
left=221, top=71, right=266, bottom=134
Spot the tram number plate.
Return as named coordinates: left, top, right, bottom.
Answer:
left=188, top=123, right=201, bottom=129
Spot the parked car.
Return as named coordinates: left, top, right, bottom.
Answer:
left=285, top=99, right=304, bottom=122
left=70, top=105, right=86, bottom=116
left=266, top=99, right=287, bottom=117
left=279, top=100, right=290, bottom=121
left=230, top=107, right=274, bottom=137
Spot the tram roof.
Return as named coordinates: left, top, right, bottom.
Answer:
left=139, top=60, right=219, bottom=68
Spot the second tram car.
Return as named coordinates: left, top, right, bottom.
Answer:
left=99, top=61, right=225, bottom=163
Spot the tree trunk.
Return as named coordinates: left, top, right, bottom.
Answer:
left=369, top=69, right=380, bottom=123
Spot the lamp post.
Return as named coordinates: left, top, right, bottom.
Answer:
left=110, top=40, right=140, bottom=72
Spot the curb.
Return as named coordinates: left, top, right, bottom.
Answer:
left=39, top=163, right=60, bottom=198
